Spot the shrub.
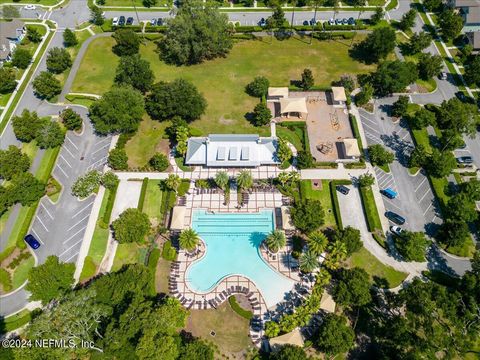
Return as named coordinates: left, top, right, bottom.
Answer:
left=149, top=153, right=169, bottom=171
left=228, top=296, right=253, bottom=320
left=71, top=170, right=102, bottom=198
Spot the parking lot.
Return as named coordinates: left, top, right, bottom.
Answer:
left=358, top=99, right=442, bottom=234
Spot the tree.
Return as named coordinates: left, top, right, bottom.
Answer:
left=316, top=314, right=355, bottom=356
left=112, top=208, right=150, bottom=244
left=409, top=31, right=432, bottom=54
left=101, top=171, right=119, bottom=190
left=27, top=26, right=43, bottom=43
left=165, top=174, right=181, bottom=193
left=299, top=250, right=318, bottom=273
left=356, top=27, right=396, bottom=62
left=300, top=68, right=314, bottom=90
left=159, top=0, right=233, bottom=65
left=32, top=71, right=62, bottom=99
left=63, top=28, right=78, bottom=47
left=409, top=107, right=436, bottom=129
left=277, top=171, right=299, bottom=186
left=333, top=267, right=372, bottom=307
left=445, top=192, right=478, bottom=223
left=370, top=7, right=384, bottom=25
left=426, top=148, right=456, bottom=178
left=11, top=109, right=44, bottom=142
left=246, top=76, right=269, bottom=98
left=370, top=60, right=418, bottom=96
left=399, top=9, right=417, bottom=31
left=437, top=97, right=477, bottom=136
left=271, top=344, right=309, bottom=360
left=26, top=256, right=75, bottom=305
left=114, top=54, right=154, bottom=93
left=368, top=144, right=394, bottom=167
left=251, top=102, right=271, bottom=126
left=439, top=9, right=463, bottom=40
left=264, top=321, right=280, bottom=338
left=423, top=0, right=443, bottom=11
left=10, top=172, right=45, bottom=205
left=236, top=170, right=253, bottom=190
left=333, top=226, right=361, bottom=255
left=11, top=48, right=32, bottom=69
left=394, top=231, right=430, bottom=262
left=0, top=146, right=30, bottom=180
left=46, top=47, right=72, bottom=74
left=409, top=144, right=428, bottom=168
left=174, top=125, right=189, bottom=156
left=307, top=230, right=328, bottom=255
left=36, top=120, right=65, bottom=149
left=267, top=5, right=286, bottom=29
left=0, top=67, right=17, bottom=94
left=460, top=179, right=480, bottom=201
left=108, top=147, right=128, bottom=170
left=296, top=150, right=314, bottom=169
left=265, top=230, right=286, bottom=253
left=464, top=55, right=480, bottom=87
left=214, top=171, right=229, bottom=190
left=179, top=228, right=200, bottom=251
left=358, top=173, right=375, bottom=187
left=438, top=218, right=470, bottom=248
left=90, top=5, right=104, bottom=26
left=339, top=74, right=356, bottom=92
left=71, top=170, right=102, bottom=198
left=149, top=153, right=169, bottom=171
left=391, top=95, right=409, bottom=118
left=112, top=29, right=140, bottom=56
left=60, top=108, right=83, bottom=131
left=90, top=86, right=145, bottom=134
left=146, top=79, right=206, bottom=122
left=355, top=83, right=373, bottom=106
left=439, top=128, right=464, bottom=151
left=181, top=340, right=214, bottom=360
left=277, top=137, right=292, bottom=164
left=142, top=0, right=157, bottom=7
left=417, top=53, right=443, bottom=80
left=290, top=199, right=324, bottom=233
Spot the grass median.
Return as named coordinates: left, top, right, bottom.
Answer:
left=359, top=185, right=382, bottom=232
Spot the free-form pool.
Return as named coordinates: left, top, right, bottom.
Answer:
left=186, top=210, right=295, bottom=308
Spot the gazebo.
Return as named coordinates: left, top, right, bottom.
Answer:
left=279, top=97, right=308, bottom=119
left=319, top=290, right=336, bottom=313
left=170, top=206, right=186, bottom=230
left=331, top=86, right=347, bottom=105
left=268, top=87, right=289, bottom=100
left=269, top=327, right=305, bottom=351
left=342, top=138, right=361, bottom=159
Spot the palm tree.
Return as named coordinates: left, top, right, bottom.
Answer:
left=236, top=170, right=253, bottom=190
left=214, top=171, right=229, bottom=191
left=165, top=174, right=181, bottom=192
left=299, top=250, right=318, bottom=273
left=307, top=231, right=328, bottom=255
left=179, top=228, right=199, bottom=251
left=265, top=230, right=286, bottom=253
left=324, top=240, right=347, bottom=270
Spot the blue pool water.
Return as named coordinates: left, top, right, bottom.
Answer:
left=186, top=210, right=295, bottom=308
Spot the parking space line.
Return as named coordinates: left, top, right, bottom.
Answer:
left=56, top=163, right=69, bottom=178
left=36, top=216, right=49, bottom=232
left=63, top=252, right=79, bottom=263
left=59, top=154, right=72, bottom=168
left=382, top=178, right=395, bottom=189
left=423, top=202, right=433, bottom=215
left=384, top=199, right=403, bottom=212
left=360, top=121, right=381, bottom=134
left=418, top=190, right=431, bottom=202
left=415, top=177, right=428, bottom=192
left=92, top=143, right=110, bottom=155
left=72, top=201, right=95, bottom=219
left=87, top=156, right=107, bottom=171
left=30, top=228, right=45, bottom=245
left=66, top=136, right=79, bottom=150
left=63, top=145, right=75, bottom=158
left=40, top=202, right=53, bottom=220
left=63, top=226, right=87, bottom=244
left=94, top=137, right=110, bottom=146
left=67, top=214, right=90, bottom=231
left=59, top=238, right=84, bottom=257
left=366, top=133, right=382, bottom=144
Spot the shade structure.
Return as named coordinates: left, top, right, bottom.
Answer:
left=268, top=87, right=289, bottom=99
left=332, top=86, right=347, bottom=102
left=269, top=328, right=304, bottom=349
left=279, top=97, right=308, bottom=115
left=343, top=138, right=361, bottom=158
left=319, top=290, right=336, bottom=313
left=281, top=206, right=295, bottom=230
left=170, top=206, right=186, bottom=230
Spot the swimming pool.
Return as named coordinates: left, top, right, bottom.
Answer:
left=185, top=210, right=295, bottom=308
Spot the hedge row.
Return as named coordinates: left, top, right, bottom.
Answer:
left=228, top=296, right=253, bottom=320
left=162, top=241, right=177, bottom=261
left=147, top=248, right=161, bottom=270
left=137, top=178, right=149, bottom=212
left=312, top=31, right=356, bottom=40
left=359, top=186, right=383, bottom=232
left=323, top=23, right=366, bottom=31
left=101, top=183, right=118, bottom=228
left=7, top=251, right=31, bottom=270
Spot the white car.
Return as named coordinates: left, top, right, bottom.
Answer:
left=24, top=5, right=36, bottom=10
left=112, top=17, right=119, bottom=26
left=328, top=18, right=335, bottom=25
left=390, top=226, right=404, bottom=237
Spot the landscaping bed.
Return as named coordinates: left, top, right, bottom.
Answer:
left=359, top=186, right=382, bottom=232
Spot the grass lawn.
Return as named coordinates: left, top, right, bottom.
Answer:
left=21, top=141, right=38, bottom=161
left=112, top=242, right=147, bottom=271
left=11, top=255, right=35, bottom=289
left=143, top=180, right=164, bottom=224
left=411, top=128, right=433, bottom=152
left=73, top=36, right=374, bottom=136
left=347, top=247, right=407, bottom=288
left=0, top=0, right=60, bottom=4
left=35, top=146, right=61, bottom=183
left=300, top=180, right=336, bottom=227
left=0, top=309, right=32, bottom=334
left=0, top=208, right=12, bottom=236
left=6, top=205, right=32, bottom=250
left=443, top=237, right=476, bottom=258
left=416, top=78, right=437, bottom=93
left=359, top=186, right=382, bottom=232
left=186, top=301, right=252, bottom=354
left=155, top=256, right=171, bottom=294
left=103, top=0, right=169, bottom=6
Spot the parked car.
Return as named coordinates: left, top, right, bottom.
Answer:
left=390, top=226, right=404, bottom=236
left=157, top=18, right=164, bottom=26
left=439, top=71, right=448, bottom=80
left=303, top=20, right=309, bottom=26
left=385, top=211, right=406, bottom=225
left=335, top=18, right=341, bottom=25
left=309, top=18, right=317, bottom=26
left=342, top=18, right=349, bottom=25
left=150, top=18, right=156, bottom=26
left=259, top=18, right=266, bottom=27
left=456, top=156, right=474, bottom=164
left=24, top=5, right=36, bottom=10
left=328, top=18, right=335, bottom=25
left=126, top=17, right=134, bottom=25
left=112, top=17, right=119, bottom=26
left=336, top=185, right=350, bottom=195
left=348, top=17, right=355, bottom=25
left=381, top=188, right=398, bottom=199
left=118, top=16, right=126, bottom=26
left=24, top=234, right=40, bottom=250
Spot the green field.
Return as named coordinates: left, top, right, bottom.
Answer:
left=300, top=180, right=337, bottom=227
left=0, top=0, right=60, bottom=4
left=143, top=180, right=164, bottom=225
left=11, top=255, right=35, bottom=289
left=112, top=243, right=148, bottom=271
left=0, top=309, right=32, bottom=334
left=348, top=247, right=407, bottom=288
left=359, top=186, right=382, bottom=232
left=73, top=36, right=374, bottom=137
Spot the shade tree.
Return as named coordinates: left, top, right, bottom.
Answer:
left=246, top=76, right=269, bottom=98
left=399, top=9, right=417, bottom=31
left=63, top=28, right=78, bottom=47
left=391, top=95, right=409, bottom=118
left=251, top=101, right=272, bottom=126
left=370, top=60, right=418, bottom=96
left=36, top=120, right=65, bottom=149
left=112, top=29, right=140, bottom=56
left=316, top=314, right=355, bottom=356
left=11, top=48, right=32, bottom=69
left=394, top=231, right=430, bottom=262
left=112, top=208, right=151, bottom=244
left=149, top=153, right=169, bottom=171
left=333, top=226, right=362, bottom=255
left=265, top=230, right=286, bottom=253
left=408, top=31, right=432, bottom=54
left=114, top=54, right=154, bottom=93
left=32, top=71, right=62, bottom=99
left=333, top=267, right=372, bottom=308
left=354, top=27, right=396, bottom=63
left=46, top=47, right=72, bottom=74
left=439, top=9, right=463, bottom=40
left=0, top=145, right=30, bottom=180
left=60, top=108, right=83, bottom=131
left=108, top=147, right=128, bottom=170
left=367, top=144, right=395, bottom=167
left=417, top=53, right=443, bottom=80
left=0, top=67, right=17, bottom=93
left=290, top=199, right=324, bottom=233
left=27, top=26, right=43, bottom=43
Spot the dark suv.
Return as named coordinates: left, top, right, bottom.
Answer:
left=385, top=211, right=406, bottom=225
left=24, top=234, right=41, bottom=249
left=336, top=185, right=350, bottom=195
